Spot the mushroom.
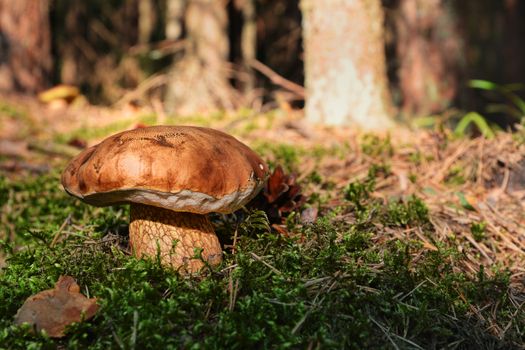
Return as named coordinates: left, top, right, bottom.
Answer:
left=61, top=125, right=269, bottom=273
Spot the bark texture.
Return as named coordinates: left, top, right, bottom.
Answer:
left=138, top=0, right=156, bottom=44
left=238, top=0, right=256, bottom=93
left=395, top=0, right=463, bottom=117
left=0, top=0, right=52, bottom=93
left=129, top=203, right=222, bottom=273
left=165, top=0, right=236, bottom=114
left=301, top=0, right=393, bottom=129
left=165, top=0, right=186, bottom=40
left=502, top=0, right=525, bottom=84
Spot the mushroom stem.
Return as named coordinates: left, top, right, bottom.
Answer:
left=129, top=203, right=222, bottom=273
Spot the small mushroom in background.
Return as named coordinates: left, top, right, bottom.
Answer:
left=61, top=125, right=269, bottom=273
left=37, top=84, right=84, bottom=110
left=14, top=275, right=99, bottom=338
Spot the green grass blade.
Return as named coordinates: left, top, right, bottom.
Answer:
left=454, top=112, right=495, bottom=139
left=468, top=79, right=500, bottom=91
left=507, top=93, right=525, bottom=115
left=485, top=104, right=524, bottom=119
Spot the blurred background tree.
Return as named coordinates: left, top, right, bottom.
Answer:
left=0, top=0, right=52, bottom=93
left=393, top=0, right=464, bottom=118
left=0, top=0, right=523, bottom=128
left=164, top=0, right=237, bottom=114
left=51, top=0, right=144, bottom=103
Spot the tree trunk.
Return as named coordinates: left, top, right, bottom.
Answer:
left=165, top=0, right=186, bottom=41
left=301, top=0, right=393, bottom=129
left=138, top=0, right=156, bottom=44
left=165, top=0, right=236, bottom=114
left=239, top=0, right=256, bottom=93
left=395, top=0, right=464, bottom=117
left=502, top=0, right=525, bottom=84
left=0, top=0, right=52, bottom=94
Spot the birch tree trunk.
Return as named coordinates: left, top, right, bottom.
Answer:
left=301, top=0, right=393, bottom=129
left=0, top=0, right=52, bottom=93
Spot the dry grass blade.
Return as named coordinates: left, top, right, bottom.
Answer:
left=368, top=316, right=401, bottom=350
left=429, top=140, right=471, bottom=183
left=249, top=252, right=282, bottom=276
left=51, top=214, right=72, bottom=247
left=291, top=128, right=525, bottom=283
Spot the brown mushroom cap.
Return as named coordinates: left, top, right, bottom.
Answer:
left=61, top=125, right=269, bottom=214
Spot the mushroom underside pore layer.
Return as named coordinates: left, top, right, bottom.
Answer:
left=129, top=203, right=222, bottom=273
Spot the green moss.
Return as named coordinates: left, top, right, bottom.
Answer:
left=384, top=196, right=429, bottom=227
left=0, top=101, right=32, bottom=137
left=254, top=142, right=302, bottom=171
left=360, top=134, right=393, bottom=158
left=54, top=114, right=158, bottom=143
left=445, top=165, right=467, bottom=186
left=0, top=101, right=28, bottom=120
left=0, top=164, right=522, bottom=349
left=471, top=222, right=487, bottom=242
left=0, top=171, right=127, bottom=245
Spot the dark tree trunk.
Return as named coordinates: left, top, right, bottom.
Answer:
left=0, top=0, right=52, bottom=93
left=502, top=0, right=525, bottom=84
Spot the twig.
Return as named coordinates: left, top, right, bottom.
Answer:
left=370, top=316, right=426, bottom=350
left=412, top=227, right=437, bottom=251
left=28, top=141, right=79, bottom=158
left=204, top=300, right=213, bottom=320
left=231, top=226, right=239, bottom=255
left=249, top=252, right=282, bottom=275
left=430, top=141, right=470, bottom=183
left=0, top=139, right=29, bottom=158
left=228, top=274, right=239, bottom=312
left=463, top=233, right=494, bottom=264
left=0, top=161, right=50, bottom=174
left=476, top=138, right=484, bottom=187
left=108, top=317, right=126, bottom=350
left=303, top=276, right=332, bottom=288
left=128, top=39, right=187, bottom=56
left=219, top=264, right=238, bottom=273
left=369, top=316, right=400, bottom=350
left=501, top=297, right=525, bottom=338
left=479, top=204, right=525, bottom=253
left=397, top=280, right=426, bottom=302
left=291, top=311, right=310, bottom=335
left=51, top=214, right=72, bottom=247
left=130, top=310, right=138, bottom=350
left=114, top=74, right=169, bottom=106
left=356, top=285, right=381, bottom=294
left=249, top=59, right=305, bottom=98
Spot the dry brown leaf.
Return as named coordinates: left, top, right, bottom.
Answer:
left=14, top=275, right=99, bottom=338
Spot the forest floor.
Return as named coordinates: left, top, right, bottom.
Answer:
left=1, top=95, right=525, bottom=348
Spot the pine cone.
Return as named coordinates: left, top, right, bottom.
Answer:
left=249, top=165, right=306, bottom=224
